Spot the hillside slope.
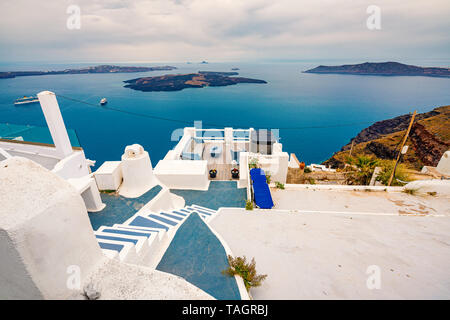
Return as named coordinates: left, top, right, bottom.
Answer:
left=323, top=106, right=450, bottom=170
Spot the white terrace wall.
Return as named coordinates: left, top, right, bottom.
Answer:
left=0, top=140, right=61, bottom=170
left=245, top=144, right=289, bottom=184
left=0, top=140, right=91, bottom=180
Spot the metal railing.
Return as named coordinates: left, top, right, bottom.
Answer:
left=193, top=128, right=251, bottom=142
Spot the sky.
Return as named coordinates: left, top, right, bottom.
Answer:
left=0, top=0, right=449, bottom=64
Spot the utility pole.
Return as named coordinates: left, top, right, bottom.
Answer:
left=387, top=110, right=417, bottom=186
left=349, top=140, right=354, bottom=157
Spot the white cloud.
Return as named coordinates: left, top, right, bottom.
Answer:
left=0, top=0, right=448, bottom=62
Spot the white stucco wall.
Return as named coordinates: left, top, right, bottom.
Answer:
left=246, top=151, right=289, bottom=184
left=94, top=161, right=123, bottom=191
left=52, top=150, right=91, bottom=179
left=405, top=179, right=450, bottom=196
left=436, top=151, right=450, bottom=175
left=72, top=259, right=213, bottom=300
left=0, top=157, right=106, bottom=299
left=0, top=140, right=93, bottom=181
left=0, top=140, right=60, bottom=170
left=154, top=159, right=209, bottom=190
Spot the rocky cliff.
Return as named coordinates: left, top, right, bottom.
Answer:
left=323, top=106, right=450, bottom=170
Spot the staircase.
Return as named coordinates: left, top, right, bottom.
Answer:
left=94, top=204, right=218, bottom=265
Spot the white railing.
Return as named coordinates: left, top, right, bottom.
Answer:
left=192, top=128, right=251, bottom=142
left=232, top=129, right=251, bottom=142
left=242, top=154, right=252, bottom=201
left=0, top=147, right=12, bottom=159
left=197, top=137, right=224, bottom=140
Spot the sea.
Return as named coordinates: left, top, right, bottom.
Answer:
left=1, top=60, right=449, bottom=168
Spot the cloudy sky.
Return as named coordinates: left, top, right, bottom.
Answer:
left=0, top=0, right=449, bottom=63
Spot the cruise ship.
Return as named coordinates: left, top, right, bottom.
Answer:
left=14, top=95, right=40, bottom=105
left=0, top=91, right=449, bottom=300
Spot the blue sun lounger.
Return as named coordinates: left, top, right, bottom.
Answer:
left=249, top=168, right=274, bottom=209
left=250, top=168, right=265, bottom=181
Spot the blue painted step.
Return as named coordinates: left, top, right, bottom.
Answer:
left=160, top=212, right=184, bottom=221
left=96, top=234, right=138, bottom=245
left=128, top=216, right=169, bottom=231
left=172, top=210, right=188, bottom=217
left=98, top=242, right=124, bottom=252
left=190, top=208, right=212, bottom=216
left=148, top=214, right=178, bottom=226
left=101, top=228, right=154, bottom=238
left=192, top=205, right=216, bottom=214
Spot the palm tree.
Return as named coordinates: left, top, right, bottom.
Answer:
left=346, top=155, right=378, bottom=185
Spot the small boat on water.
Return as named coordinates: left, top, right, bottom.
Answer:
left=14, top=96, right=39, bottom=106
left=100, top=98, right=107, bottom=105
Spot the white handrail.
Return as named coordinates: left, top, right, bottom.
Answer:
left=193, top=128, right=225, bottom=132
left=246, top=171, right=252, bottom=201
left=245, top=155, right=252, bottom=201
left=0, top=147, right=12, bottom=159
left=196, top=136, right=224, bottom=140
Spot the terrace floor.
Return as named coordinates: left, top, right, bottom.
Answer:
left=211, top=206, right=450, bottom=299
left=202, top=141, right=245, bottom=181
left=203, top=142, right=229, bottom=164
left=271, top=188, right=450, bottom=215
left=171, top=181, right=246, bottom=210
left=88, top=185, right=162, bottom=231
left=207, top=163, right=233, bottom=180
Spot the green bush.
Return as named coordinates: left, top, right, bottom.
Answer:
left=376, top=159, right=410, bottom=186
left=248, top=158, right=259, bottom=169
left=245, top=200, right=253, bottom=210
left=265, top=172, right=271, bottom=184
left=345, top=155, right=378, bottom=185
left=304, top=167, right=312, bottom=173
left=275, top=181, right=285, bottom=189
left=222, top=255, right=267, bottom=292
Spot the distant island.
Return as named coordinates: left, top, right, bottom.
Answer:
left=304, top=62, right=450, bottom=78
left=123, top=71, right=267, bottom=92
left=0, top=65, right=177, bottom=79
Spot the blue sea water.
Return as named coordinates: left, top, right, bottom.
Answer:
left=1, top=61, right=449, bottom=168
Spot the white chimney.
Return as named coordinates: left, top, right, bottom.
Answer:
left=119, top=144, right=156, bottom=198
left=37, top=91, right=73, bottom=158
